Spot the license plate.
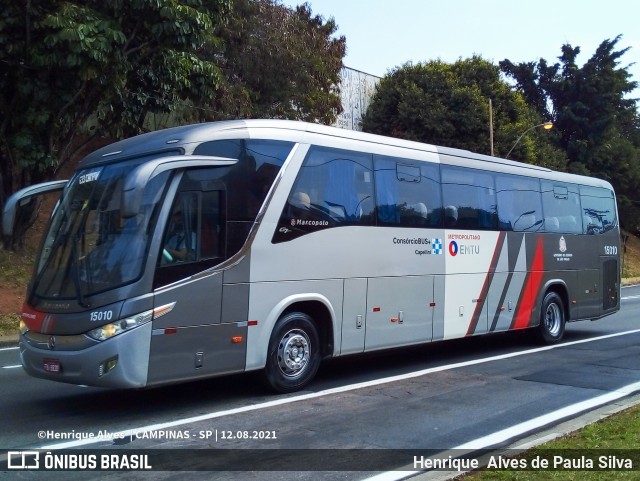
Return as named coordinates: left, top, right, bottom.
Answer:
left=43, top=359, right=61, bottom=373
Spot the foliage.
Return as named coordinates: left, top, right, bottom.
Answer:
left=0, top=245, right=33, bottom=336
left=501, top=36, right=640, bottom=231
left=0, top=0, right=229, bottom=209
left=459, top=402, right=640, bottom=480
left=0, top=0, right=346, bottom=249
left=361, top=57, right=566, bottom=169
left=209, top=0, right=345, bottom=123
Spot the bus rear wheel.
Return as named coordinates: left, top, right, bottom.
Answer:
left=536, top=291, right=566, bottom=344
left=263, top=312, right=321, bottom=393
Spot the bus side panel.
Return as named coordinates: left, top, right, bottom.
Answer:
left=543, top=233, right=596, bottom=321
left=246, top=279, right=343, bottom=371
left=602, top=258, right=619, bottom=311
left=601, top=228, right=621, bottom=313
left=432, top=275, right=446, bottom=341
left=577, top=268, right=601, bottom=319
left=146, top=323, right=248, bottom=385
left=488, top=272, right=527, bottom=332
left=340, top=277, right=367, bottom=355
left=511, top=234, right=548, bottom=330
left=442, top=273, right=488, bottom=339
left=442, top=231, right=502, bottom=339
left=152, top=273, right=224, bottom=329
left=364, top=275, right=433, bottom=351
left=147, top=271, right=248, bottom=385
left=486, top=232, right=525, bottom=332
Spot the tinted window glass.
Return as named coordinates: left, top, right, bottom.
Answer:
left=495, top=174, right=543, bottom=231
left=155, top=180, right=227, bottom=287
left=195, top=139, right=293, bottom=251
left=154, top=139, right=293, bottom=286
left=441, top=166, right=497, bottom=230
left=194, top=139, right=294, bottom=223
left=541, top=181, right=582, bottom=233
left=33, top=160, right=169, bottom=301
left=160, top=192, right=199, bottom=265
left=580, top=186, right=617, bottom=234
left=274, top=146, right=374, bottom=242
left=374, top=155, right=441, bottom=227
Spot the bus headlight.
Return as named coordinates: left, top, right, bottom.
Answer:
left=87, top=309, right=153, bottom=341
left=19, top=319, right=29, bottom=335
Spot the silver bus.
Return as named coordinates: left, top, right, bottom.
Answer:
left=3, top=120, right=620, bottom=392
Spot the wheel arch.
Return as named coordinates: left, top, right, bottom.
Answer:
left=281, top=300, right=335, bottom=360
left=253, top=293, right=336, bottom=368
left=260, top=296, right=335, bottom=393
left=540, top=279, right=571, bottom=323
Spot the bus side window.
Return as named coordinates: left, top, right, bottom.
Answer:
left=273, top=146, right=375, bottom=242
left=441, top=166, right=497, bottom=230
left=541, top=182, right=583, bottom=234
left=155, top=190, right=225, bottom=289
left=579, top=186, right=617, bottom=234
left=160, top=193, right=198, bottom=265
left=195, top=138, right=294, bottom=249
left=374, top=155, right=442, bottom=228
left=200, top=191, right=223, bottom=259
left=495, top=174, right=543, bottom=232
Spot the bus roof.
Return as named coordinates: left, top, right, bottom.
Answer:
left=78, top=119, right=614, bottom=191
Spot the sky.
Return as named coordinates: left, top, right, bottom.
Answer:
left=281, top=0, right=640, bottom=96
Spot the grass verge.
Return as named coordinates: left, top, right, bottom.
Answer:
left=0, top=313, right=20, bottom=337
left=460, top=402, right=640, bottom=480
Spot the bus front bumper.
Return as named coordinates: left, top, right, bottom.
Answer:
left=19, top=322, right=152, bottom=389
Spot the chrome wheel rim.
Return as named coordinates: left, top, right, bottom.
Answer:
left=544, top=302, right=562, bottom=337
left=277, top=329, right=311, bottom=378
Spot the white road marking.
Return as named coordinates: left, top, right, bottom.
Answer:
left=362, top=381, right=640, bottom=481
left=37, top=327, right=640, bottom=450
left=455, top=380, right=640, bottom=450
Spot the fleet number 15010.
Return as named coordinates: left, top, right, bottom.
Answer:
left=90, top=310, right=114, bottom=322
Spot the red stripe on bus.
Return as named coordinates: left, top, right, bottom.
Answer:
left=21, top=303, right=51, bottom=333
left=513, top=236, right=544, bottom=329
left=467, top=231, right=505, bottom=336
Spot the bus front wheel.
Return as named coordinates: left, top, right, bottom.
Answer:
left=536, top=291, right=566, bottom=344
left=263, top=312, right=321, bottom=393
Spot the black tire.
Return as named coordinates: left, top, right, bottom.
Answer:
left=263, top=312, right=321, bottom=393
left=536, top=291, right=566, bottom=344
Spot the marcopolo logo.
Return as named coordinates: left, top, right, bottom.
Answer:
left=290, top=218, right=329, bottom=227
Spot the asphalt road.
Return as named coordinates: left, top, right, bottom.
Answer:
left=1, top=285, right=640, bottom=480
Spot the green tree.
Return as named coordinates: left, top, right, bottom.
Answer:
left=0, top=0, right=228, bottom=212
left=501, top=36, right=640, bottom=231
left=210, top=0, right=345, bottom=123
left=0, top=0, right=346, bottom=227
left=362, top=57, right=565, bottom=169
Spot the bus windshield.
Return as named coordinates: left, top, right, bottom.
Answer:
left=32, top=159, right=169, bottom=305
